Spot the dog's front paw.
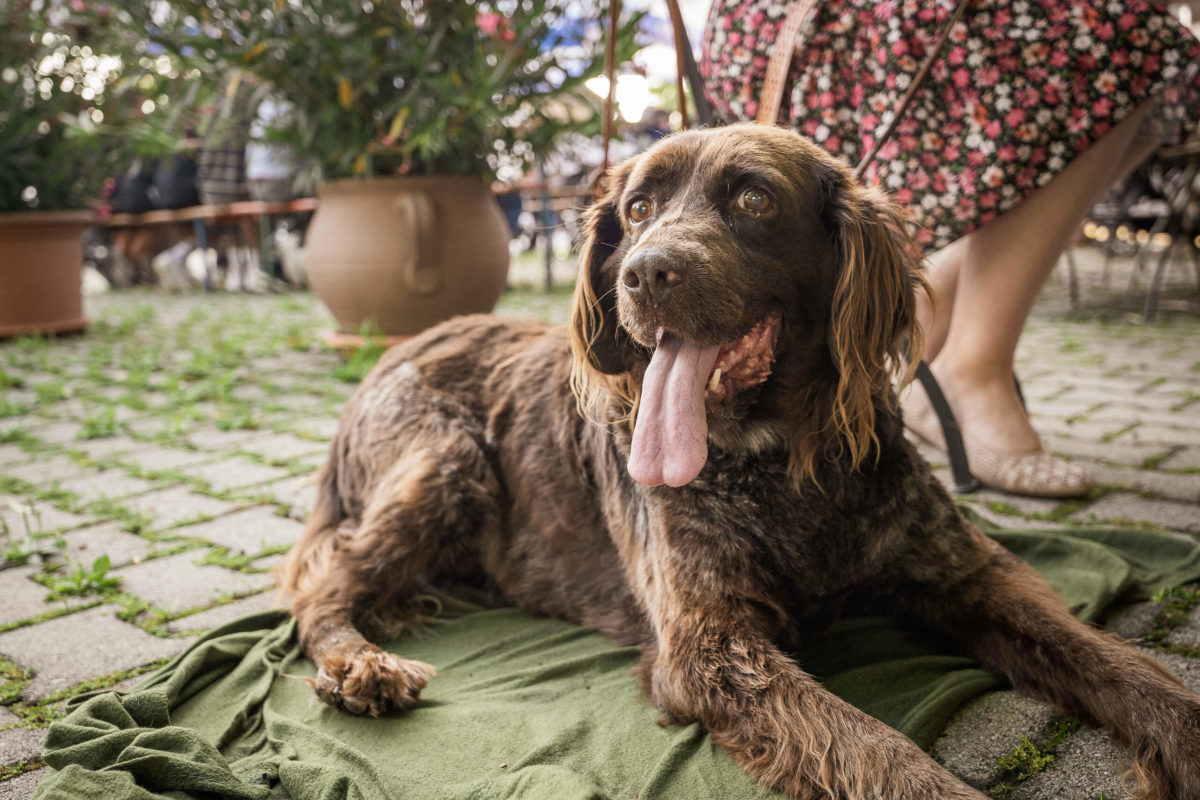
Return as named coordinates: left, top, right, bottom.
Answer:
left=312, top=644, right=436, bottom=716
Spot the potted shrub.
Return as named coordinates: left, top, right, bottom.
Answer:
left=141, top=0, right=640, bottom=341
left=0, top=4, right=184, bottom=335
left=0, top=8, right=113, bottom=336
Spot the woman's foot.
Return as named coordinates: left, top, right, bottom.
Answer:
left=901, top=364, right=1094, bottom=499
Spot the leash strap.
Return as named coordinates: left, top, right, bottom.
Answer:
left=665, top=0, right=691, bottom=131
left=754, top=0, right=821, bottom=127
left=602, top=0, right=695, bottom=174
left=602, top=0, right=620, bottom=171
left=754, top=0, right=970, bottom=180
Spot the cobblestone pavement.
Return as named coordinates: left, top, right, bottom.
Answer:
left=0, top=247, right=1198, bottom=798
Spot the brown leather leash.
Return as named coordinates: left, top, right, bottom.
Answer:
left=600, top=0, right=969, bottom=184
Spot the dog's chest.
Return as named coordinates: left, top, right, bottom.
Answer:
left=652, top=457, right=894, bottom=599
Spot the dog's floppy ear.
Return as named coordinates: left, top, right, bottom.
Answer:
left=569, top=160, right=636, bottom=376
left=823, top=173, right=927, bottom=468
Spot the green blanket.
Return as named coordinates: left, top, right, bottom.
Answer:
left=32, top=519, right=1200, bottom=800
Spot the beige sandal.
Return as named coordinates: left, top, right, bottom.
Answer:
left=900, top=379, right=1095, bottom=499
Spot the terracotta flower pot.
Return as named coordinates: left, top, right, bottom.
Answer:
left=0, top=210, right=91, bottom=338
left=306, top=176, right=510, bottom=338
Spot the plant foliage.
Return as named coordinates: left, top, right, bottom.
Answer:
left=136, top=0, right=642, bottom=181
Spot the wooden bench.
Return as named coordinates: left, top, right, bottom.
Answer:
left=104, top=198, right=318, bottom=289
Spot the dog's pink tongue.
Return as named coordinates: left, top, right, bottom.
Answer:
left=629, top=333, right=721, bottom=487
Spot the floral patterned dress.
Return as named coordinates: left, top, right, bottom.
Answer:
left=700, top=0, right=1200, bottom=250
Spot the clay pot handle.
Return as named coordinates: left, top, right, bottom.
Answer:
left=396, top=191, right=440, bottom=295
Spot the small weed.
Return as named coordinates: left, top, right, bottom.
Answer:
left=2, top=535, right=38, bottom=567
left=88, top=498, right=152, bottom=534
left=33, top=380, right=69, bottom=405
left=1139, top=376, right=1168, bottom=392
left=1140, top=450, right=1176, bottom=470
left=2, top=498, right=44, bottom=538
left=15, top=334, right=47, bottom=353
left=214, top=404, right=258, bottom=431
left=0, top=394, right=28, bottom=417
left=0, top=760, right=44, bottom=781
left=332, top=321, right=387, bottom=383
left=0, top=367, right=23, bottom=389
left=1058, top=334, right=1083, bottom=353
left=996, top=736, right=1053, bottom=782
left=0, top=427, right=30, bottom=445
left=80, top=406, right=119, bottom=439
left=1146, top=584, right=1200, bottom=645
left=0, top=654, right=31, bottom=705
left=988, top=717, right=1079, bottom=799
left=44, top=555, right=121, bottom=601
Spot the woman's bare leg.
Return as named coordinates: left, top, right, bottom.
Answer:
left=916, top=108, right=1160, bottom=366
left=916, top=102, right=1160, bottom=455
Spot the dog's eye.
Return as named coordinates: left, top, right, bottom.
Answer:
left=738, top=187, right=774, bottom=216
left=628, top=197, right=653, bottom=223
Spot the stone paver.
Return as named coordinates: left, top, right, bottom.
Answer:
left=1010, top=728, right=1129, bottom=800
left=173, top=506, right=304, bottom=554
left=0, top=502, right=90, bottom=537
left=1104, top=600, right=1160, bottom=641
left=165, top=590, right=282, bottom=634
left=233, top=433, right=327, bottom=463
left=54, top=470, right=157, bottom=505
left=1160, top=446, right=1200, bottom=470
left=1072, top=492, right=1200, bottom=533
left=0, top=445, right=31, bottom=469
left=113, top=552, right=273, bottom=614
left=180, top=457, right=292, bottom=493
left=1087, top=463, right=1200, bottom=503
left=114, top=447, right=217, bottom=474
left=57, top=523, right=154, bottom=569
left=263, top=477, right=320, bottom=521
left=0, top=568, right=89, bottom=628
left=0, top=729, right=44, bottom=768
left=933, top=691, right=1058, bottom=789
left=185, top=428, right=273, bottom=452
left=1165, top=605, right=1200, bottom=649
left=0, top=770, right=45, bottom=800
left=2, top=456, right=83, bottom=487
left=0, top=606, right=185, bottom=701
left=118, top=486, right=238, bottom=530
left=22, top=421, right=84, bottom=446
left=64, top=436, right=145, bottom=462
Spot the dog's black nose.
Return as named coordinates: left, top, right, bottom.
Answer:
left=621, top=249, right=685, bottom=304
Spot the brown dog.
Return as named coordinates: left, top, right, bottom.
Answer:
left=279, top=124, right=1200, bottom=800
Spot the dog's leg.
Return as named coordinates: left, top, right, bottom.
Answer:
left=644, top=596, right=987, bottom=800
left=904, top=530, right=1200, bottom=800
left=288, top=434, right=498, bottom=716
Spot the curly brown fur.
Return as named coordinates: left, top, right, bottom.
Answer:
left=280, top=124, right=1200, bottom=800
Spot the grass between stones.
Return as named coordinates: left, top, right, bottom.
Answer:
left=986, top=716, right=1080, bottom=799
left=1143, top=583, right=1200, bottom=658
left=0, top=760, right=44, bottom=781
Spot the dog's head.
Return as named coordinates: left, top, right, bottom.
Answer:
left=569, top=124, right=925, bottom=489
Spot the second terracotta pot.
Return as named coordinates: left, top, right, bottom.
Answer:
left=306, top=175, right=510, bottom=337
left=0, top=210, right=91, bottom=338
